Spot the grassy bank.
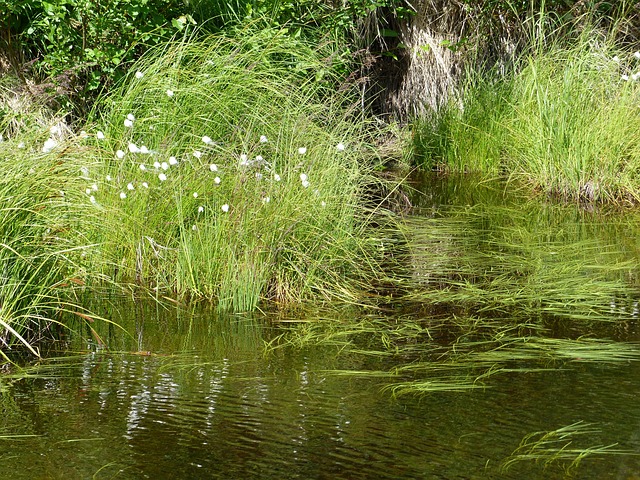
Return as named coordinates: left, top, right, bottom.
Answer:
left=0, top=27, right=395, bottom=341
left=412, top=25, right=640, bottom=203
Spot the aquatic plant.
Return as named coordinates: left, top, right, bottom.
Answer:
left=271, top=178, right=640, bottom=397
left=501, top=421, right=634, bottom=474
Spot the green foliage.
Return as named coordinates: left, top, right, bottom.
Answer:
left=3, top=0, right=193, bottom=108
left=0, top=131, right=104, bottom=351
left=412, top=21, right=640, bottom=203
left=73, top=28, right=391, bottom=311
left=411, top=75, right=510, bottom=174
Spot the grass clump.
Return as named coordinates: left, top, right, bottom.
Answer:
left=412, top=25, right=640, bottom=203
left=77, top=28, right=390, bottom=311
left=501, top=421, right=634, bottom=474
left=0, top=136, right=103, bottom=353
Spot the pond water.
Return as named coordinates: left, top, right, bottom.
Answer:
left=2, top=174, right=640, bottom=479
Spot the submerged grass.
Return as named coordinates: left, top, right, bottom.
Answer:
left=271, top=178, right=640, bottom=397
left=501, top=421, right=636, bottom=474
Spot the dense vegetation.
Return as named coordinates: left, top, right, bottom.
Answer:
left=1, top=1, right=640, bottom=352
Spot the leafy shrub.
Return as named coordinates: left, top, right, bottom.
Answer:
left=1, top=0, right=194, bottom=109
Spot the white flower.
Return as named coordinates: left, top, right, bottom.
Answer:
left=255, top=172, right=263, bottom=181
left=274, top=173, right=281, bottom=182
left=120, top=192, right=127, bottom=199
left=209, top=164, right=218, bottom=172
left=92, top=183, right=98, bottom=191
left=153, top=161, right=161, bottom=169
left=239, top=154, right=249, bottom=166
left=124, top=119, right=133, bottom=128
left=256, top=155, right=263, bottom=162
left=158, top=173, right=167, bottom=181
left=298, top=147, right=307, bottom=155
left=116, top=149, right=125, bottom=159
left=300, top=173, right=308, bottom=182
left=127, top=113, right=135, bottom=121
left=336, top=142, right=345, bottom=151
left=635, top=51, right=640, bottom=59
left=79, top=131, right=88, bottom=138
left=142, top=182, right=149, bottom=188
left=161, top=162, right=169, bottom=170
left=166, top=89, right=174, bottom=97
left=169, top=156, right=178, bottom=165
left=135, top=71, right=144, bottom=79
left=259, top=135, right=268, bottom=143
left=18, top=142, right=25, bottom=149
left=613, top=55, right=620, bottom=63
left=50, top=125, right=60, bottom=135
left=221, top=204, right=229, bottom=212
left=193, top=150, right=202, bottom=159
left=193, top=192, right=198, bottom=198
left=60, top=190, right=65, bottom=196
left=202, top=136, right=212, bottom=144
left=127, top=182, right=135, bottom=190
left=262, top=196, right=270, bottom=203
left=214, top=176, right=221, bottom=184
left=96, top=131, right=105, bottom=140
left=139, top=164, right=146, bottom=171
left=128, top=143, right=140, bottom=153
left=632, top=72, right=640, bottom=81
left=321, top=201, right=326, bottom=207
left=198, top=206, right=204, bottom=213
left=81, top=166, right=89, bottom=177
left=192, top=224, right=197, bottom=231
left=90, top=195, right=96, bottom=204
left=302, top=180, right=310, bottom=188
left=106, top=175, right=112, bottom=181
left=86, top=188, right=92, bottom=195
left=622, top=74, right=630, bottom=81
left=42, top=137, right=57, bottom=153
left=140, top=145, right=149, bottom=154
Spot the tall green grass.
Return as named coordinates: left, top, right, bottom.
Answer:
left=77, top=27, right=390, bottom=311
left=412, top=23, right=640, bottom=203
left=0, top=133, right=105, bottom=354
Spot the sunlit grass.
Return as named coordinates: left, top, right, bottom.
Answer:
left=412, top=23, right=640, bottom=203
left=74, top=27, right=392, bottom=312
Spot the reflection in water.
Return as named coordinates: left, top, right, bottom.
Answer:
left=0, top=174, right=640, bottom=478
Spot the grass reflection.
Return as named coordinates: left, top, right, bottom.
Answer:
left=274, top=176, right=640, bottom=398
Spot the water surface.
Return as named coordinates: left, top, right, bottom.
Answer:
left=2, top=174, right=640, bottom=479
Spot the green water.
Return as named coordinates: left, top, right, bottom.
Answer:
left=2, top=174, right=640, bottom=479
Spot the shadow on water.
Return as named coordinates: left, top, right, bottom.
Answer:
left=1, top=173, right=640, bottom=478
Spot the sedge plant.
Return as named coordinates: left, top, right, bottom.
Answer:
left=79, top=26, right=391, bottom=311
